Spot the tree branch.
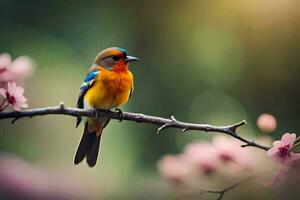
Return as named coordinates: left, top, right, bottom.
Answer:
left=200, top=180, right=243, bottom=200
left=199, top=175, right=256, bottom=200
left=0, top=104, right=270, bottom=151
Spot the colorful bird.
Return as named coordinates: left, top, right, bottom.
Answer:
left=74, top=47, right=138, bottom=167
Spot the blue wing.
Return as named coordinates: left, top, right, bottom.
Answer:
left=76, top=71, right=100, bottom=127
left=80, top=71, right=99, bottom=90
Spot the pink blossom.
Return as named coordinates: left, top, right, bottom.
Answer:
left=158, top=155, right=191, bottom=184
left=183, top=142, right=218, bottom=175
left=257, top=113, right=277, bottom=133
left=9, top=56, right=34, bottom=79
left=0, top=53, right=11, bottom=67
left=212, top=136, right=254, bottom=169
left=0, top=53, right=15, bottom=82
left=0, top=153, right=94, bottom=199
left=267, top=133, right=300, bottom=165
left=0, top=82, right=28, bottom=111
left=0, top=53, right=34, bottom=85
left=268, top=159, right=300, bottom=186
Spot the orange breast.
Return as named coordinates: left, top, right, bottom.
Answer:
left=84, top=67, right=133, bottom=109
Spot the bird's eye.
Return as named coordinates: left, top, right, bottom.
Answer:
left=112, top=55, right=120, bottom=61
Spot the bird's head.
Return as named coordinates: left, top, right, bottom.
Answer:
left=94, top=47, right=138, bottom=71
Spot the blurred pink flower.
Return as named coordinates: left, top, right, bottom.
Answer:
left=257, top=113, right=277, bottom=133
left=158, top=155, right=191, bottom=184
left=0, top=53, right=34, bottom=85
left=183, top=142, right=218, bottom=175
left=266, top=165, right=289, bottom=186
left=0, top=53, right=15, bottom=82
left=267, top=133, right=300, bottom=165
left=268, top=159, right=300, bottom=186
left=0, top=82, right=28, bottom=111
left=9, top=56, right=34, bottom=79
left=0, top=53, right=11, bottom=66
left=0, top=153, right=90, bottom=199
left=212, top=136, right=254, bottom=169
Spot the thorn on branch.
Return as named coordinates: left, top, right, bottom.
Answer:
left=182, top=127, right=189, bottom=132
left=59, top=102, right=65, bottom=109
left=241, top=142, right=255, bottom=148
left=157, top=115, right=178, bottom=134
left=11, top=116, right=20, bottom=124
left=227, top=120, right=247, bottom=135
left=232, top=120, right=247, bottom=131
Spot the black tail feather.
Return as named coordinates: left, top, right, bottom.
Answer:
left=86, top=135, right=101, bottom=167
left=74, top=123, right=101, bottom=167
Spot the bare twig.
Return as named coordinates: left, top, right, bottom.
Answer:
left=0, top=104, right=270, bottom=151
left=200, top=176, right=253, bottom=200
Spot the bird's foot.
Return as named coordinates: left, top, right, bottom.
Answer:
left=114, top=108, right=124, bottom=122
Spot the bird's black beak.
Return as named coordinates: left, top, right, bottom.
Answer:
left=125, top=56, right=139, bottom=62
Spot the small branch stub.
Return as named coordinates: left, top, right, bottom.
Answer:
left=59, top=102, right=65, bottom=109
left=157, top=115, right=178, bottom=134
left=228, top=120, right=247, bottom=134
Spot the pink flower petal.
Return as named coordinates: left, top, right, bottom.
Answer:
left=3, top=82, right=28, bottom=111
left=183, top=142, right=219, bottom=174
left=0, top=53, right=11, bottom=67
left=13, top=88, right=24, bottom=97
left=11, top=104, right=21, bottom=111
left=17, top=96, right=27, bottom=102
left=267, top=147, right=278, bottom=158
left=273, top=141, right=284, bottom=147
left=9, top=56, right=34, bottom=78
left=213, top=136, right=255, bottom=169
left=281, top=133, right=296, bottom=145
left=0, top=88, right=6, bottom=98
left=290, top=153, right=300, bottom=161
left=0, top=71, right=17, bottom=82
left=158, top=155, right=191, bottom=183
left=268, top=133, right=299, bottom=165
left=0, top=54, right=34, bottom=83
left=20, top=103, right=28, bottom=108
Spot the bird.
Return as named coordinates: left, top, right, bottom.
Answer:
left=74, top=47, right=138, bottom=167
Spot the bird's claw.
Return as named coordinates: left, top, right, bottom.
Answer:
left=114, top=108, right=124, bottom=122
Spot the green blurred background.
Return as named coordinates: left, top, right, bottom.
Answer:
left=0, top=0, right=299, bottom=199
